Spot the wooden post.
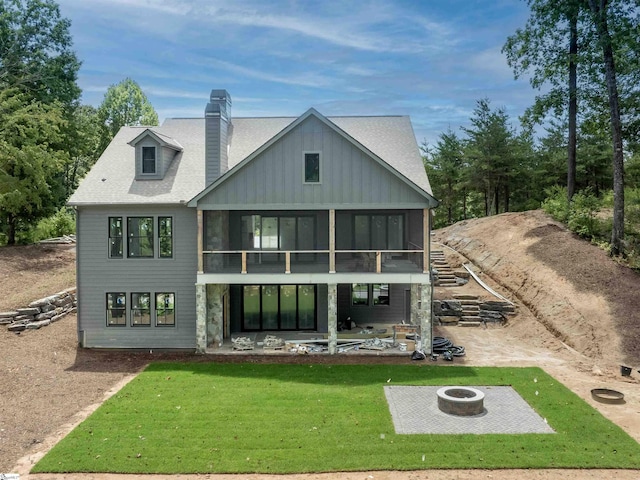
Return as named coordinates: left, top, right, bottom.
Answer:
left=376, top=251, right=381, bottom=273
left=197, top=210, right=204, bottom=274
left=241, top=251, right=247, bottom=274
left=285, top=251, right=291, bottom=274
left=329, top=209, right=336, bottom=273
left=423, top=208, right=430, bottom=274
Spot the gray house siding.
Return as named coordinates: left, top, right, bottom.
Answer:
left=76, top=204, right=197, bottom=348
left=197, top=116, right=430, bottom=210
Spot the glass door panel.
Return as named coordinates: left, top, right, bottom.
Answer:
left=298, top=285, right=316, bottom=329
left=242, top=285, right=261, bottom=330
left=261, top=285, right=279, bottom=330
left=261, top=217, right=278, bottom=249
left=280, top=285, right=297, bottom=330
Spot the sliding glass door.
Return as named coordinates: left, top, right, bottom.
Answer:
left=241, top=285, right=317, bottom=331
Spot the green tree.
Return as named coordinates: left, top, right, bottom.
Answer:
left=462, top=99, right=518, bottom=216
left=0, top=88, right=66, bottom=244
left=0, top=0, right=81, bottom=105
left=63, top=105, right=101, bottom=196
left=423, top=130, right=467, bottom=227
left=586, top=0, right=628, bottom=256
left=97, top=78, right=158, bottom=154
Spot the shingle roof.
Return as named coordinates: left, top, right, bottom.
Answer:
left=69, top=113, right=432, bottom=206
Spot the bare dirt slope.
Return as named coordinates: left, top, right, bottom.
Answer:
left=2, top=212, right=640, bottom=480
left=435, top=209, right=640, bottom=366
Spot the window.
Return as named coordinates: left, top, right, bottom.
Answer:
left=131, top=293, right=151, bottom=326
left=352, top=284, right=390, bottom=306
left=128, top=217, right=154, bottom=257
left=142, top=146, right=156, bottom=174
left=304, top=152, right=320, bottom=183
left=109, top=217, right=123, bottom=258
left=156, top=293, right=175, bottom=326
left=159, top=217, right=173, bottom=258
left=107, top=292, right=126, bottom=326
left=242, top=285, right=316, bottom=331
left=373, top=284, right=389, bottom=305
left=351, top=283, right=369, bottom=306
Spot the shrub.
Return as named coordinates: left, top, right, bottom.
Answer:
left=541, top=185, right=570, bottom=222
left=33, top=207, right=76, bottom=242
left=567, top=189, right=602, bottom=239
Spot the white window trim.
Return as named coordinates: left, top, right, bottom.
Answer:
left=303, top=151, right=322, bottom=184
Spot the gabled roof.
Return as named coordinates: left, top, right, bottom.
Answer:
left=188, top=108, right=435, bottom=207
left=69, top=110, right=435, bottom=207
left=127, top=128, right=184, bottom=151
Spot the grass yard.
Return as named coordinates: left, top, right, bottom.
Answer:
left=33, top=364, right=640, bottom=474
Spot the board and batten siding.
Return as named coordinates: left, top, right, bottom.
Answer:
left=76, top=205, right=197, bottom=348
left=198, top=116, right=430, bottom=210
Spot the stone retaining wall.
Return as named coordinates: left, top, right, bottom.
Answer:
left=0, top=287, right=77, bottom=332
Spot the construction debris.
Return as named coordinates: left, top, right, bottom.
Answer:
left=231, top=336, right=255, bottom=351
left=263, top=335, right=285, bottom=351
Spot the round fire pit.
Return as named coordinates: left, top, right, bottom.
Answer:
left=437, top=386, right=485, bottom=416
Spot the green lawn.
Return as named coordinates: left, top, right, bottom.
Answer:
left=33, top=364, right=640, bottom=474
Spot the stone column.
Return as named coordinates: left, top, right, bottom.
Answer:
left=206, top=284, right=226, bottom=348
left=410, top=283, right=420, bottom=326
left=195, top=283, right=207, bottom=353
left=327, top=283, right=337, bottom=354
left=420, top=283, right=432, bottom=354
left=410, top=283, right=432, bottom=353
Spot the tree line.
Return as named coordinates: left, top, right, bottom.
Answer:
left=425, top=0, right=639, bottom=258
left=0, top=0, right=158, bottom=245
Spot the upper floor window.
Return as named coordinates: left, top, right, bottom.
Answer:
left=159, top=217, right=173, bottom=258
left=109, top=217, right=123, bottom=258
left=304, top=152, right=320, bottom=183
left=127, top=217, right=154, bottom=257
left=142, top=146, right=156, bottom=174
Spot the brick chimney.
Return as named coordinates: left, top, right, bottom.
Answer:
left=205, top=89, right=232, bottom=185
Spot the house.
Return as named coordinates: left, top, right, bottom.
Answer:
left=69, top=89, right=439, bottom=353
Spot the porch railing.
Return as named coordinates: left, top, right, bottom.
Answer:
left=200, top=249, right=424, bottom=274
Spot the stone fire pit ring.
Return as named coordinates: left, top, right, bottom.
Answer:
left=437, top=386, right=485, bottom=416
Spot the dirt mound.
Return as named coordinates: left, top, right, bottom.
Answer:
left=435, top=210, right=640, bottom=366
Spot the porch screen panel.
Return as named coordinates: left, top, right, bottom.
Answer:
left=242, top=286, right=261, bottom=330
left=354, top=215, right=369, bottom=250
left=298, top=285, right=316, bottom=329
left=279, top=217, right=296, bottom=251
left=371, top=215, right=387, bottom=250
left=297, top=216, right=315, bottom=262
left=388, top=215, right=403, bottom=251
left=261, top=285, right=279, bottom=330
left=280, top=285, right=297, bottom=329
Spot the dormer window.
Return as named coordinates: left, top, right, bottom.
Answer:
left=128, top=128, right=182, bottom=181
left=142, top=146, right=157, bottom=174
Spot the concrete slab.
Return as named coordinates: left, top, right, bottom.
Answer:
left=384, top=385, right=555, bottom=434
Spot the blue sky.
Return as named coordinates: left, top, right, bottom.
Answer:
left=57, top=0, right=535, bottom=146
